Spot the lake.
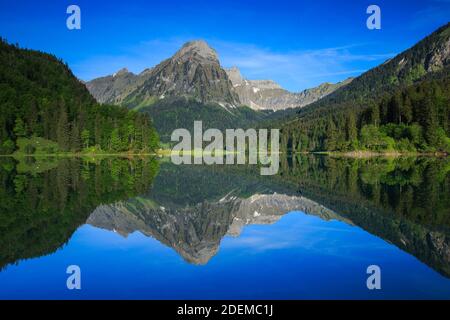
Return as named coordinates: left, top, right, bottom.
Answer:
left=0, top=155, right=449, bottom=299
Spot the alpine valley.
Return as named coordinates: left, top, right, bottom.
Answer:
left=86, top=40, right=353, bottom=142
left=1, top=2, right=450, bottom=301
left=85, top=23, right=450, bottom=152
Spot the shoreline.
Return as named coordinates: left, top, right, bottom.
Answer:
left=1, top=150, right=448, bottom=158
left=311, top=151, right=448, bottom=158
left=0, top=152, right=161, bottom=158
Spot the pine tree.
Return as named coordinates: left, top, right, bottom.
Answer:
left=324, top=117, right=337, bottom=151
left=149, top=129, right=160, bottom=151
left=389, top=93, right=402, bottom=124
left=346, top=113, right=357, bottom=141
left=369, top=103, right=380, bottom=126
left=81, top=129, right=90, bottom=149
left=422, top=95, right=439, bottom=147
left=13, top=118, right=27, bottom=137
left=94, top=114, right=102, bottom=148
left=110, top=128, right=122, bottom=152
left=402, top=95, right=413, bottom=124
left=70, top=122, right=81, bottom=152
left=57, top=106, right=70, bottom=151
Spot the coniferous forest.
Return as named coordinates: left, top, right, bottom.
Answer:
left=280, top=72, right=450, bottom=153
left=0, top=38, right=159, bottom=155
left=279, top=23, right=450, bottom=154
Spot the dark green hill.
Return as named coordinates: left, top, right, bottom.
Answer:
left=140, top=97, right=267, bottom=142
left=301, top=22, right=449, bottom=118
left=279, top=23, right=450, bottom=153
left=0, top=38, right=159, bottom=154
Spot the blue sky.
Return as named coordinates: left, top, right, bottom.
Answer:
left=0, top=0, right=449, bottom=91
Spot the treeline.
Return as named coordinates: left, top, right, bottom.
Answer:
left=281, top=72, right=450, bottom=153
left=0, top=38, right=159, bottom=154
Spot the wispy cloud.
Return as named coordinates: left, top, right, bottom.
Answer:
left=72, top=38, right=394, bottom=91
left=212, top=40, right=394, bottom=91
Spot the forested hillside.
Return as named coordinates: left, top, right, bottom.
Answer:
left=0, top=38, right=159, bottom=154
left=279, top=23, right=450, bottom=153
left=140, top=96, right=267, bottom=142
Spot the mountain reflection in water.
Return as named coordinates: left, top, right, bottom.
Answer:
left=0, top=155, right=449, bottom=298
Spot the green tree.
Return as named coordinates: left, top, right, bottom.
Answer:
left=13, top=118, right=27, bottom=137
left=110, top=128, right=122, bottom=152
left=70, top=123, right=81, bottom=152
left=324, top=117, right=337, bottom=151
left=57, top=107, right=70, bottom=151
left=369, top=103, right=380, bottom=126
left=148, top=130, right=160, bottom=151
left=346, top=113, right=357, bottom=140
left=346, top=113, right=358, bottom=150
left=2, top=139, right=15, bottom=154
left=422, top=95, right=439, bottom=147
left=401, top=96, right=413, bottom=124
left=81, top=129, right=90, bottom=149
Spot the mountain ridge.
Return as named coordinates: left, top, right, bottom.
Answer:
left=225, top=65, right=353, bottom=110
left=87, top=40, right=240, bottom=109
left=86, top=40, right=352, bottom=111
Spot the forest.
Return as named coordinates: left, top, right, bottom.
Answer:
left=280, top=70, right=450, bottom=153
left=0, top=38, right=159, bottom=155
left=278, top=23, right=450, bottom=154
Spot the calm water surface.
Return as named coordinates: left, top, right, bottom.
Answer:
left=0, top=155, right=449, bottom=299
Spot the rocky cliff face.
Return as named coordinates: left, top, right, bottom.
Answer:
left=85, top=68, right=142, bottom=105
left=225, top=66, right=353, bottom=111
left=86, top=40, right=240, bottom=109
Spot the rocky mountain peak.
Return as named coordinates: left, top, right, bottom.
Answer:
left=249, top=79, right=282, bottom=90
left=114, top=68, right=130, bottom=77
left=226, top=66, right=245, bottom=86
left=173, top=40, right=219, bottom=64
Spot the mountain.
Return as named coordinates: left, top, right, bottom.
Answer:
left=86, top=67, right=141, bottom=105
left=86, top=40, right=354, bottom=141
left=86, top=40, right=240, bottom=109
left=295, top=22, right=450, bottom=117
left=225, top=66, right=353, bottom=111
left=87, top=40, right=268, bottom=141
left=279, top=22, right=450, bottom=153
left=87, top=46, right=352, bottom=112
left=0, top=38, right=159, bottom=154
left=87, top=192, right=341, bottom=265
